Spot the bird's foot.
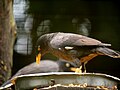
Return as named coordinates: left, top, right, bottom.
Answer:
left=83, top=69, right=86, bottom=73
left=75, top=68, right=82, bottom=73
left=74, top=66, right=87, bottom=73
left=75, top=65, right=82, bottom=73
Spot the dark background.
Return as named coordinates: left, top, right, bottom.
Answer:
left=13, top=0, right=120, bottom=79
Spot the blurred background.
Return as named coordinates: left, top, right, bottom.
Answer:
left=13, top=0, right=120, bottom=78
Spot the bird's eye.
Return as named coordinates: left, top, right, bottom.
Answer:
left=66, top=63, right=70, bottom=67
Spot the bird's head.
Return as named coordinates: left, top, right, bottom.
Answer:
left=35, top=33, right=57, bottom=64
left=35, top=34, right=52, bottom=64
left=57, top=59, right=80, bottom=72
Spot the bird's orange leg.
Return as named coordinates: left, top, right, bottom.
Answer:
left=83, top=62, right=88, bottom=73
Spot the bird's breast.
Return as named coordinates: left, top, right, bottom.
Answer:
left=49, top=48, right=75, bottom=62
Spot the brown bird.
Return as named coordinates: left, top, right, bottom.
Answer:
left=0, top=60, right=76, bottom=89
left=36, top=32, right=120, bottom=72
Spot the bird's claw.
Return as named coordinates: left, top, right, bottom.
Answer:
left=83, top=69, right=86, bottom=73
left=75, top=68, right=82, bottom=73
left=75, top=65, right=87, bottom=73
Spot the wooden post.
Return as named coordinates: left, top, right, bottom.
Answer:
left=0, top=0, right=16, bottom=85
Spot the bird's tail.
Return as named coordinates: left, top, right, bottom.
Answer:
left=96, top=47, right=120, bottom=58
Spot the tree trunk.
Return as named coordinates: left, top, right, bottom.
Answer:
left=0, top=0, right=16, bottom=85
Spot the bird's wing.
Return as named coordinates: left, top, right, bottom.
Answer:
left=14, top=61, right=59, bottom=77
left=50, top=33, right=111, bottom=50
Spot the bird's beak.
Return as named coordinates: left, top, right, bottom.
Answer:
left=36, top=53, right=41, bottom=64
left=36, top=46, right=41, bottom=64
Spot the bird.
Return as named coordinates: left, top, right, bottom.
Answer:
left=36, top=32, right=120, bottom=72
left=0, top=60, right=77, bottom=89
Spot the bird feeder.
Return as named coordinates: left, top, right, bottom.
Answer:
left=14, top=72, right=120, bottom=90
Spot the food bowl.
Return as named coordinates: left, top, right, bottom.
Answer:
left=14, top=72, right=120, bottom=90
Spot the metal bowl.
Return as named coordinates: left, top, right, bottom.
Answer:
left=14, top=72, right=120, bottom=90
